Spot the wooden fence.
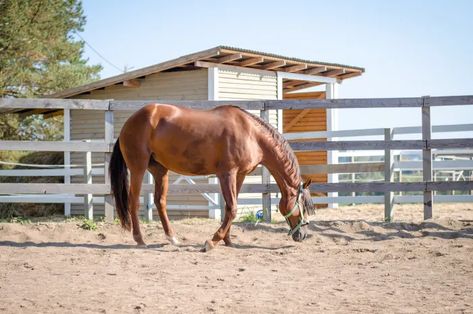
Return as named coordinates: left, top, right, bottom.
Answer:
left=1, top=95, right=473, bottom=222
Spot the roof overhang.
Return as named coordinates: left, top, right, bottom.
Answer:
left=47, top=45, right=365, bottom=99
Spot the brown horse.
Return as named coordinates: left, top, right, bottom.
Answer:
left=109, top=103, right=315, bottom=251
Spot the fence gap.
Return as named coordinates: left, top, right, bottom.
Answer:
left=422, top=96, right=433, bottom=219
left=384, top=128, right=394, bottom=221
left=84, top=142, right=93, bottom=219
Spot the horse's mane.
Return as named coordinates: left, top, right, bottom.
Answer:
left=236, top=107, right=301, bottom=182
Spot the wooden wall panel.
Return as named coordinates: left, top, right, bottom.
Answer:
left=283, top=91, right=328, bottom=186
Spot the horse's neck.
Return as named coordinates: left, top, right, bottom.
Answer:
left=260, top=149, right=300, bottom=200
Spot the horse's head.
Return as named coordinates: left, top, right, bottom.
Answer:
left=284, top=179, right=315, bottom=242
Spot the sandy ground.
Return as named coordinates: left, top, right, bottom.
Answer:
left=1, top=203, right=473, bottom=314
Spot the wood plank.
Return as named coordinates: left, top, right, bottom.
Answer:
left=384, top=128, right=394, bottom=222
left=284, top=64, right=308, bottom=73
left=1, top=181, right=471, bottom=197
left=426, top=181, right=473, bottom=191
left=262, top=60, right=286, bottom=70
left=307, top=181, right=473, bottom=193
left=338, top=71, right=362, bottom=80
left=238, top=57, right=265, bottom=66
left=2, top=96, right=472, bottom=112
left=216, top=53, right=243, bottom=63
left=0, top=140, right=112, bottom=152
left=322, top=69, right=346, bottom=77
left=109, top=100, right=265, bottom=111
left=290, top=140, right=426, bottom=151
left=429, top=138, right=473, bottom=149
left=0, top=98, right=110, bottom=110
left=283, top=91, right=325, bottom=100
left=260, top=109, right=271, bottom=222
left=304, top=66, right=327, bottom=75
left=265, top=97, right=425, bottom=109
left=283, top=109, right=310, bottom=132
left=422, top=103, right=433, bottom=219
left=104, top=110, right=115, bottom=222
left=285, top=82, right=322, bottom=92
left=300, top=163, right=384, bottom=174
left=123, top=79, right=141, bottom=88
left=283, top=80, right=304, bottom=89
left=428, top=95, right=473, bottom=107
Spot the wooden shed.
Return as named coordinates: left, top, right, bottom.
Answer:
left=49, top=46, right=364, bottom=218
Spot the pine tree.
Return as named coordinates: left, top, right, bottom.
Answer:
left=0, top=0, right=102, bottom=97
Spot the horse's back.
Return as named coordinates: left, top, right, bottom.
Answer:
left=119, top=103, right=262, bottom=175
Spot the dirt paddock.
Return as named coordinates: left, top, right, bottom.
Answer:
left=1, top=203, right=473, bottom=313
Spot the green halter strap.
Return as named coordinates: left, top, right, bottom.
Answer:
left=284, top=182, right=309, bottom=236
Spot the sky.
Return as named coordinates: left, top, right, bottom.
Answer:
left=79, top=0, right=473, bottom=137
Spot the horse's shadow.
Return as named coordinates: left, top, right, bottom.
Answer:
left=0, top=240, right=199, bottom=251
left=0, top=240, right=295, bottom=252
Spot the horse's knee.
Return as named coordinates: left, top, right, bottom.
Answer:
left=226, top=207, right=237, bottom=220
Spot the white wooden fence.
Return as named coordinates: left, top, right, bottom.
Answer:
left=1, top=95, right=472, bottom=222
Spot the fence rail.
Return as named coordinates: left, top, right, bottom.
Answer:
left=1, top=95, right=472, bottom=222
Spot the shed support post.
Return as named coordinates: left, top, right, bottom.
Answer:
left=207, top=66, right=221, bottom=220
left=104, top=109, right=115, bottom=222
left=260, top=109, right=272, bottom=223
left=326, top=83, right=339, bottom=208
left=384, top=128, right=394, bottom=222
left=422, top=96, right=433, bottom=219
left=84, top=143, right=93, bottom=220
left=63, top=108, right=71, bottom=216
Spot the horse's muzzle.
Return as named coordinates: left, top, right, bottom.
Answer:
left=291, top=226, right=308, bottom=242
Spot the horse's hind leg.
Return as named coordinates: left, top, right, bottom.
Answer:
left=128, top=165, right=147, bottom=247
left=148, top=159, right=178, bottom=245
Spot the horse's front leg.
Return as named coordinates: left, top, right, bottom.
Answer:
left=223, top=173, right=245, bottom=247
left=203, top=171, right=238, bottom=252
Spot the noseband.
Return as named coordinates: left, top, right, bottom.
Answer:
left=284, top=182, right=309, bottom=236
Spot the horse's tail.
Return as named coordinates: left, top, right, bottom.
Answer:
left=109, top=138, right=131, bottom=230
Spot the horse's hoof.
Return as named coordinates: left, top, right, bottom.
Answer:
left=224, top=240, right=234, bottom=247
left=201, top=240, right=215, bottom=252
left=166, top=235, right=180, bottom=246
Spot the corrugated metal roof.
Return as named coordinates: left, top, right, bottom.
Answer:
left=217, top=45, right=365, bottom=72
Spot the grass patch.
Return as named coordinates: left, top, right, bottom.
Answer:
left=79, top=219, right=97, bottom=231
left=239, top=211, right=263, bottom=223
left=0, top=216, right=32, bottom=224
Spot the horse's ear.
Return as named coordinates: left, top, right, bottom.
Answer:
left=303, top=178, right=312, bottom=189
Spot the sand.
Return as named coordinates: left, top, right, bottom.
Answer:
left=1, top=203, right=473, bottom=313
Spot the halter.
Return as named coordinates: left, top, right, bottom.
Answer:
left=283, top=182, right=309, bottom=236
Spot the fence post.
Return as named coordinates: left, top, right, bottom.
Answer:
left=422, top=96, right=433, bottom=219
left=104, top=109, right=115, bottom=222
left=63, top=108, right=71, bottom=216
left=144, top=172, right=153, bottom=221
left=384, top=128, right=394, bottom=222
left=260, top=108, right=272, bottom=223
left=84, top=142, right=93, bottom=220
